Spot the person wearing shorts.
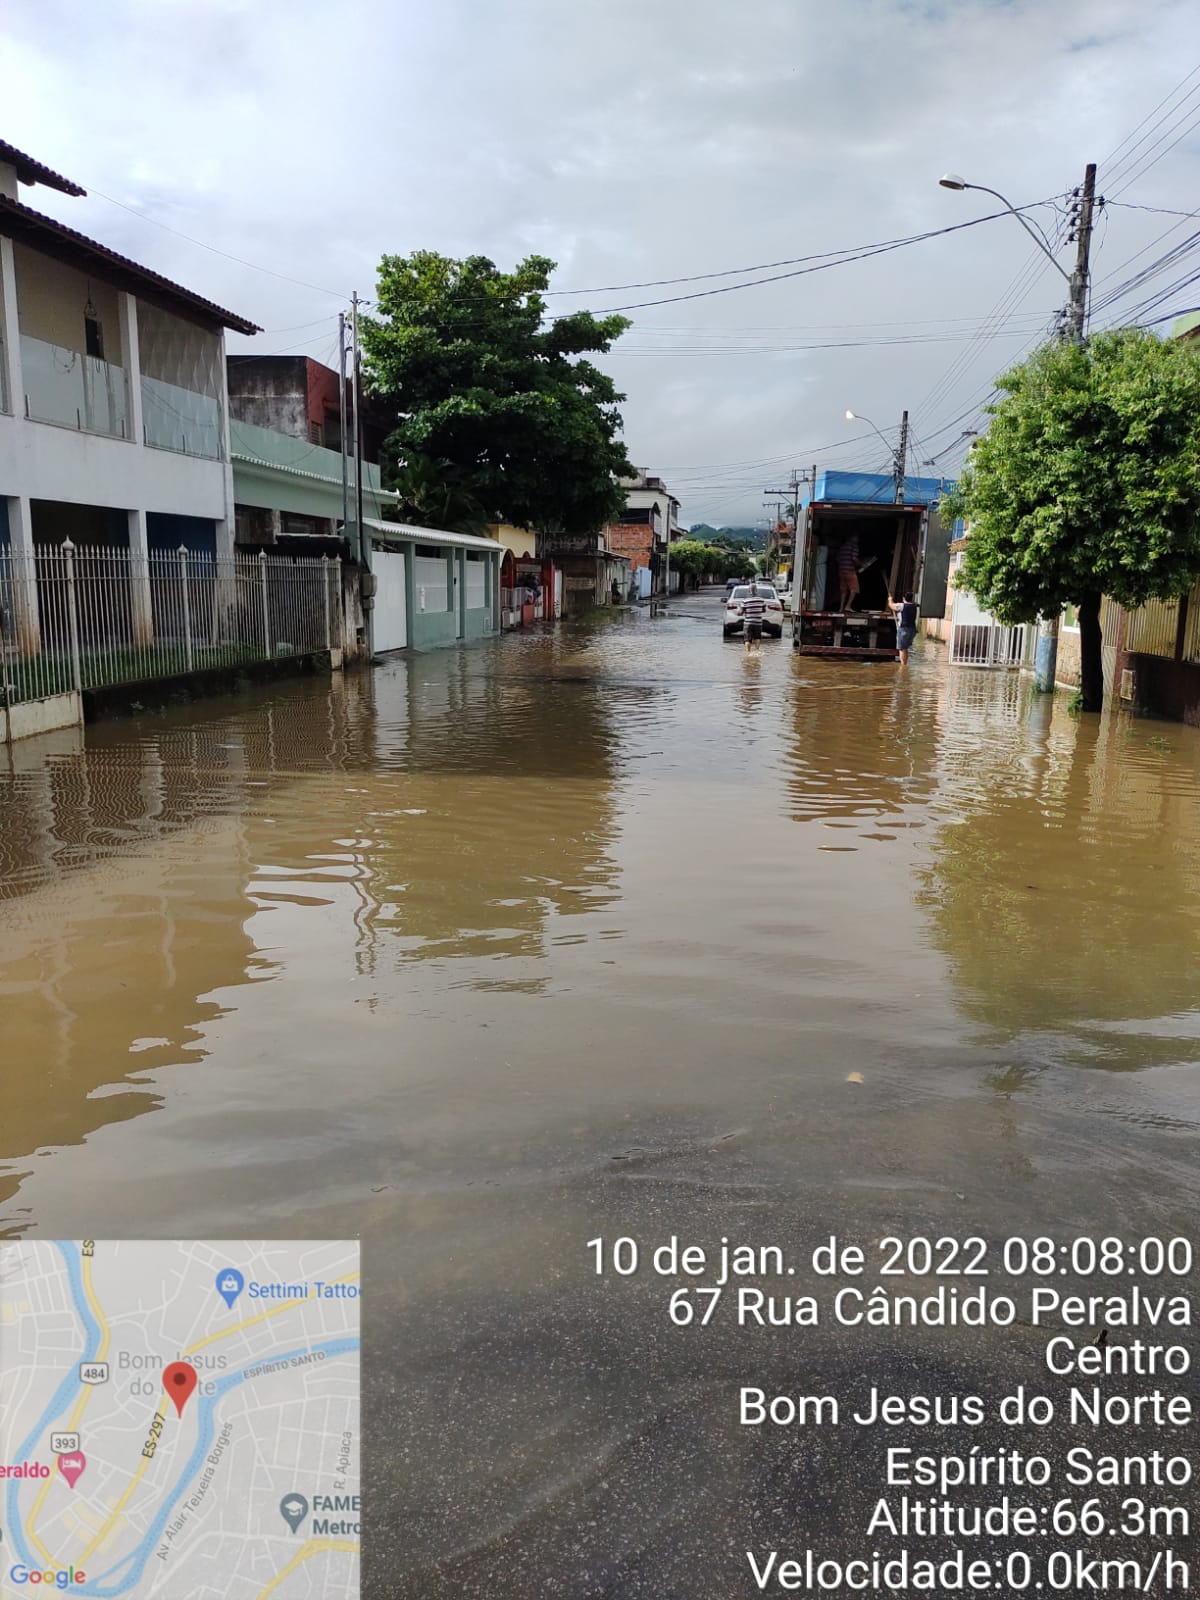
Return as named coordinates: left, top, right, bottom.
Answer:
left=889, top=591, right=918, bottom=665
left=742, top=583, right=766, bottom=652
left=837, top=535, right=861, bottom=611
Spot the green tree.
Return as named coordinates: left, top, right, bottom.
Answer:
left=669, top=540, right=719, bottom=587
left=941, top=330, right=1200, bottom=712
left=387, top=452, right=488, bottom=534
left=362, top=252, right=633, bottom=535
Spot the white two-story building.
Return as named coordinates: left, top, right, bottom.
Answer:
left=0, top=138, right=258, bottom=647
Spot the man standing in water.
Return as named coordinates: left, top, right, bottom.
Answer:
left=742, top=582, right=766, bottom=654
left=888, top=591, right=918, bottom=665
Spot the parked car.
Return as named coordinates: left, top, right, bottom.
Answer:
left=723, top=584, right=784, bottom=639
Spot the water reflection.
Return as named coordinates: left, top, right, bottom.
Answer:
left=921, top=674, right=1200, bottom=1076
left=0, top=648, right=622, bottom=1231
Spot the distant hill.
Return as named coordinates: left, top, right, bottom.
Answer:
left=688, top=524, right=766, bottom=550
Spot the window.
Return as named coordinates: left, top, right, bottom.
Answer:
left=281, top=512, right=322, bottom=538
left=84, top=315, right=104, bottom=361
left=309, top=421, right=323, bottom=445
left=1062, top=603, right=1080, bottom=632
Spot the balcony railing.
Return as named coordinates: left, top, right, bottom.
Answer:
left=21, top=335, right=129, bottom=438
left=141, top=374, right=223, bottom=459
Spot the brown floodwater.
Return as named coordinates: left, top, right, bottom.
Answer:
left=2, top=593, right=1198, bottom=1595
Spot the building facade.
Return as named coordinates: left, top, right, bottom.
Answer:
left=365, top=518, right=500, bottom=653
left=0, top=139, right=258, bottom=653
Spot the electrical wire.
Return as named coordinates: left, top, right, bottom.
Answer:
left=82, top=183, right=348, bottom=300
left=570, top=206, right=1060, bottom=316
left=1102, top=68, right=1200, bottom=196
left=1101, top=62, right=1200, bottom=174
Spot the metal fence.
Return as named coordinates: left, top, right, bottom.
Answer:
left=0, top=542, right=342, bottom=707
left=948, top=621, right=1026, bottom=668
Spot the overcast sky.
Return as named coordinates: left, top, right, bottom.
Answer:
left=6, top=0, right=1200, bottom=528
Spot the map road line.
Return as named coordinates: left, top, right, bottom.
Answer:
left=25, top=1249, right=114, bottom=1561
left=84, top=1336, right=360, bottom=1598
left=8, top=1243, right=101, bottom=1568
left=74, top=1400, right=168, bottom=1567
left=252, top=1537, right=360, bottom=1600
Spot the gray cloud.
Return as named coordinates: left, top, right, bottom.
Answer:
left=5, top=0, right=1199, bottom=524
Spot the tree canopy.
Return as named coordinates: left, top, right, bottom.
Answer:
left=362, top=252, right=633, bottom=535
left=670, top=540, right=755, bottom=585
left=941, top=329, right=1200, bottom=710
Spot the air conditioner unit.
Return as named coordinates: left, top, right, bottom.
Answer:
left=1119, top=667, right=1134, bottom=701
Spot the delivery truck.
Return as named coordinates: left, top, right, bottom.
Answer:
left=791, top=472, right=953, bottom=660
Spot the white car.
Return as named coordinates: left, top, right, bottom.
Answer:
left=723, top=584, right=784, bottom=639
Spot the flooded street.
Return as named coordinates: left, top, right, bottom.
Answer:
left=3, top=593, right=1199, bottom=1595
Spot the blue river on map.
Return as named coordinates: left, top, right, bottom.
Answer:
left=4, top=1242, right=360, bottom=1597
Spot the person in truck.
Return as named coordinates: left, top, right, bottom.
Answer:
left=837, top=534, right=861, bottom=611
left=888, top=591, right=919, bottom=665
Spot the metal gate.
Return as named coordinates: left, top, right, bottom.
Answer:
left=949, top=621, right=1025, bottom=668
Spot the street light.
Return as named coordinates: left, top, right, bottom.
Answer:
left=937, top=174, right=1067, bottom=280
left=844, top=408, right=894, bottom=452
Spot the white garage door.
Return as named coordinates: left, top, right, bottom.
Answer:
left=373, top=550, right=407, bottom=653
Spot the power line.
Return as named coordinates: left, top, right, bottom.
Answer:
left=578, top=206, right=1059, bottom=315
left=1102, top=69, right=1200, bottom=195
left=1101, top=62, right=1200, bottom=172
left=543, top=204, right=1054, bottom=298
left=1106, top=200, right=1200, bottom=220
left=82, top=183, right=348, bottom=301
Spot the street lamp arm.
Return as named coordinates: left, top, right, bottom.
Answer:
left=958, top=182, right=1069, bottom=281
left=845, top=410, right=893, bottom=452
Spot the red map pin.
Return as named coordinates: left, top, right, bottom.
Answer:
left=163, top=1361, right=198, bottom=1417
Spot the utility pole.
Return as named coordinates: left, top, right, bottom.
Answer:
left=1065, top=162, right=1096, bottom=345
left=338, top=311, right=349, bottom=539
left=1036, top=161, right=1096, bottom=691
left=893, top=410, right=909, bottom=505
left=351, top=291, right=364, bottom=566
left=350, top=289, right=373, bottom=655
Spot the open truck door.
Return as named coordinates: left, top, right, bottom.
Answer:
left=916, top=507, right=952, bottom=620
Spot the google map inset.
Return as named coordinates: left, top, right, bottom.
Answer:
left=0, top=1239, right=360, bottom=1599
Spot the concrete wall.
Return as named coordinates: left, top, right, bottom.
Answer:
left=13, top=244, right=122, bottom=351
left=487, top=522, right=536, bottom=559
left=2, top=690, right=82, bottom=744
left=227, top=356, right=310, bottom=439
left=0, top=413, right=230, bottom=517
left=230, top=418, right=394, bottom=524
left=463, top=605, right=493, bottom=641
left=1055, top=628, right=1082, bottom=688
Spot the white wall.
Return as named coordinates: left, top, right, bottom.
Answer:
left=0, top=411, right=229, bottom=517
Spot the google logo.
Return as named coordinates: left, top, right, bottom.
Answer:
left=8, top=1567, right=87, bottom=1589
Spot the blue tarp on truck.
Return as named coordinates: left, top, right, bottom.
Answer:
left=802, top=470, right=955, bottom=507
